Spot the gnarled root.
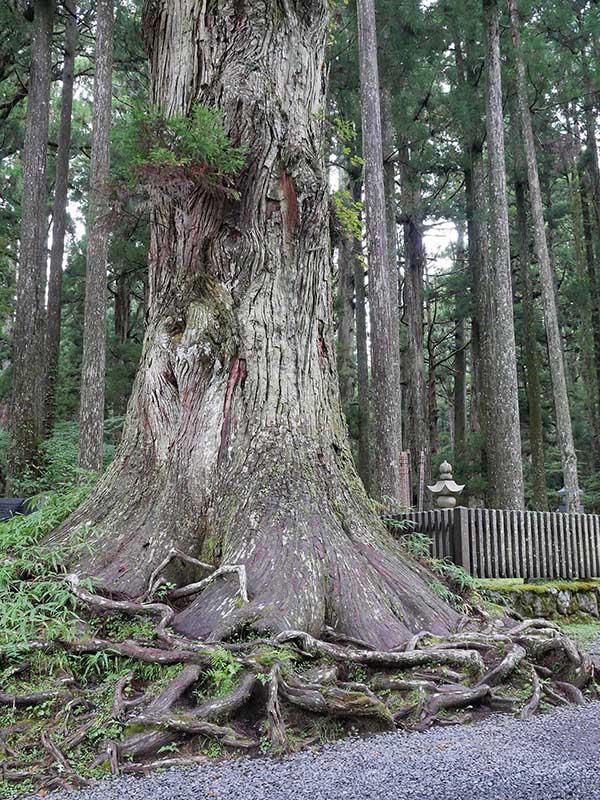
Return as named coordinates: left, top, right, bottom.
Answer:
left=1, top=578, right=597, bottom=793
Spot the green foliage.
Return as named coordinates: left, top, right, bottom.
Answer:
left=200, top=648, right=244, bottom=697
left=430, top=558, right=477, bottom=593
left=0, top=481, right=95, bottom=651
left=398, top=530, right=432, bottom=560
left=332, top=189, right=363, bottom=240
left=115, top=103, right=246, bottom=185
left=1, top=420, right=121, bottom=497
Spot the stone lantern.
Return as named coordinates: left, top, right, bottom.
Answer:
left=557, top=487, right=584, bottom=514
left=427, top=461, right=465, bottom=509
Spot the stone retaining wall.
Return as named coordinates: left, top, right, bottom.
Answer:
left=487, top=583, right=600, bottom=620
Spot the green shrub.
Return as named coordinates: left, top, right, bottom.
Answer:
left=0, top=481, right=95, bottom=652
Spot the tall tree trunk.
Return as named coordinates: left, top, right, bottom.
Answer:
left=45, top=0, right=77, bottom=435
left=334, top=165, right=356, bottom=430
left=8, top=0, right=55, bottom=487
left=511, top=114, right=548, bottom=510
left=582, top=56, right=600, bottom=229
left=54, top=0, right=456, bottom=648
left=352, top=175, right=371, bottom=492
left=335, top=232, right=355, bottom=428
left=400, top=142, right=429, bottom=488
left=426, top=291, right=439, bottom=457
left=580, top=170, right=600, bottom=406
left=480, top=0, right=524, bottom=509
left=380, top=86, right=399, bottom=292
left=569, top=167, right=600, bottom=469
left=77, top=0, right=114, bottom=471
left=453, top=29, right=485, bottom=447
left=453, top=224, right=468, bottom=455
left=508, top=0, right=579, bottom=512
left=356, top=0, right=403, bottom=504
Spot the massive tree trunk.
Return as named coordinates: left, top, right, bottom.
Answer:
left=77, top=0, right=114, bottom=471
left=356, top=0, right=403, bottom=504
left=8, top=0, right=55, bottom=486
left=55, top=0, right=457, bottom=649
left=45, top=0, right=77, bottom=435
left=508, top=0, right=580, bottom=513
left=481, top=0, right=524, bottom=509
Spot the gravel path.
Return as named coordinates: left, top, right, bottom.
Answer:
left=36, top=702, right=600, bottom=800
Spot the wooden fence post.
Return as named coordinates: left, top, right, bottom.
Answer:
left=452, top=506, right=471, bottom=573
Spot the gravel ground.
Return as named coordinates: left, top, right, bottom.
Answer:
left=35, top=702, right=600, bottom=800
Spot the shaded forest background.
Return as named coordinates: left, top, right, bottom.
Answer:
left=1, top=0, right=600, bottom=511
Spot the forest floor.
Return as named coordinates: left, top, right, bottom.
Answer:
left=26, top=701, right=600, bottom=800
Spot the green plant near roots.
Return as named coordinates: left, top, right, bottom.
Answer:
left=400, top=531, right=432, bottom=560
left=0, top=480, right=96, bottom=651
left=429, top=558, right=477, bottom=594
left=101, top=614, right=157, bottom=643
left=197, top=648, right=244, bottom=698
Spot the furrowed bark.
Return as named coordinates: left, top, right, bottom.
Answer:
left=400, top=140, right=429, bottom=489
left=357, top=0, right=403, bottom=504
left=53, top=0, right=457, bottom=649
left=45, top=0, right=77, bottom=434
left=511, top=111, right=548, bottom=510
left=508, top=0, right=580, bottom=512
left=335, top=175, right=356, bottom=428
left=481, top=0, right=524, bottom=510
left=78, top=0, right=114, bottom=472
left=352, top=174, right=371, bottom=491
left=8, top=0, right=55, bottom=486
left=453, top=223, right=468, bottom=455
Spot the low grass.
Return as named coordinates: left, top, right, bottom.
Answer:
left=476, top=578, right=600, bottom=594
left=560, top=621, right=600, bottom=652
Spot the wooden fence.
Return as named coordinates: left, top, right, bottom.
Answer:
left=387, top=507, right=600, bottom=580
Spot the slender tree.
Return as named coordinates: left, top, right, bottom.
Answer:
left=508, top=0, right=579, bottom=511
left=78, top=0, right=114, bottom=471
left=356, top=0, right=403, bottom=504
left=511, top=113, right=548, bottom=510
left=8, top=0, right=55, bottom=487
left=53, top=0, right=456, bottom=645
left=453, top=223, right=468, bottom=454
left=400, top=141, right=429, bottom=480
left=480, top=0, right=524, bottom=509
left=335, top=181, right=356, bottom=425
left=452, top=20, right=486, bottom=450
left=45, top=0, right=77, bottom=434
left=351, top=175, right=372, bottom=491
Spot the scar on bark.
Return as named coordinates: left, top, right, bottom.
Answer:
left=280, top=171, right=298, bottom=238
left=218, top=355, right=247, bottom=463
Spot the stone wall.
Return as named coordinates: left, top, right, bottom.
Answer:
left=486, top=583, right=600, bottom=620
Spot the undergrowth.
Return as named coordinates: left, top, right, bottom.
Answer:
left=0, top=480, right=96, bottom=650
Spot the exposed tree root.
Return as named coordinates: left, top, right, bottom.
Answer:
left=0, top=580, right=597, bottom=796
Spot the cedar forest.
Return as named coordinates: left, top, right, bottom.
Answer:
left=0, top=0, right=600, bottom=795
